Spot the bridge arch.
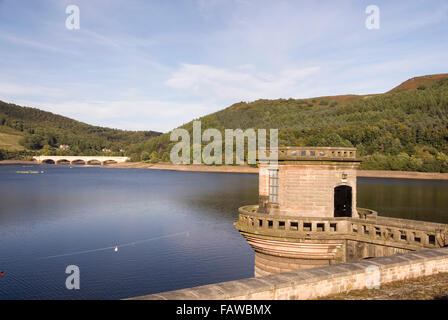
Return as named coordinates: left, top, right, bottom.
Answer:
left=87, top=159, right=101, bottom=165
left=103, top=160, right=117, bottom=165
left=56, top=159, right=70, bottom=165
left=33, top=156, right=129, bottom=165
left=71, top=159, right=86, bottom=165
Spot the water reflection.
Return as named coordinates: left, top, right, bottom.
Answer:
left=358, top=178, right=448, bottom=223
left=0, top=165, right=447, bottom=299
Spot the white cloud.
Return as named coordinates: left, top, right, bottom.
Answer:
left=165, top=64, right=321, bottom=104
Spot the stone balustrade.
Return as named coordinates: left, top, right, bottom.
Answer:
left=236, top=205, right=448, bottom=250
left=258, top=147, right=359, bottom=161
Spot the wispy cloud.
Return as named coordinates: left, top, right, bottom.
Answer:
left=8, top=98, right=210, bottom=132
left=0, top=82, right=65, bottom=98
left=0, top=0, right=447, bottom=130
left=166, top=64, right=321, bottom=104
left=0, top=33, right=76, bottom=55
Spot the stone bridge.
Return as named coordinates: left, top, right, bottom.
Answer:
left=33, top=156, right=129, bottom=165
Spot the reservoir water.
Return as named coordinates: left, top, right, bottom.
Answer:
left=0, top=165, right=447, bottom=299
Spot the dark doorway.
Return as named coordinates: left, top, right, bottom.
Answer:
left=334, top=185, right=352, bottom=217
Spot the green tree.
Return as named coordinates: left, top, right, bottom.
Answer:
left=150, top=151, right=159, bottom=163
left=19, top=134, right=43, bottom=150
left=141, top=151, right=150, bottom=161
left=41, top=145, right=54, bottom=156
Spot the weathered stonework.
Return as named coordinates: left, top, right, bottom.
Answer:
left=258, top=147, right=360, bottom=218
left=259, top=164, right=359, bottom=217
left=128, top=146, right=448, bottom=300
left=130, top=247, right=448, bottom=300
left=236, top=147, right=448, bottom=274
left=236, top=204, right=448, bottom=274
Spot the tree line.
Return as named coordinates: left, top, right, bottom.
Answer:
left=0, top=100, right=160, bottom=159
left=126, top=77, right=448, bottom=172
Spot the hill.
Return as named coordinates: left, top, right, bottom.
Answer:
left=2, top=74, right=448, bottom=172
left=388, top=73, right=448, bottom=93
left=0, top=100, right=161, bottom=160
left=126, top=74, right=448, bottom=172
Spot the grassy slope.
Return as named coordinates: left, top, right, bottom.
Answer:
left=0, top=126, right=25, bottom=151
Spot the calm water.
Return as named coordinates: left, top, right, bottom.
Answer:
left=0, top=165, right=447, bottom=299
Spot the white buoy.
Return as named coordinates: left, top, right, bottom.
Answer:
left=114, top=246, right=118, bottom=252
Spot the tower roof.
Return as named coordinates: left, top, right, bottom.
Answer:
left=258, top=147, right=362, bottom=163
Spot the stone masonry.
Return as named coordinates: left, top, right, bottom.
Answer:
left=130, top=247, right=448, bottom=300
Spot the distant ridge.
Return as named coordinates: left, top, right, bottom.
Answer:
left=1, top=73, right=448, bottom=173
left=125, top=73, right=448, bottom=172
left=388, top=73, right=448, bottom=93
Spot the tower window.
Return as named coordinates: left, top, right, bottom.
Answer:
left=269, top=169, right=279, bottom=203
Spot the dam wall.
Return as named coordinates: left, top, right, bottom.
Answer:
left=130, top=247, right=448, bottom=300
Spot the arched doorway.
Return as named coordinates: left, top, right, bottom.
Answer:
left=334, top=185, right=352, bottom=217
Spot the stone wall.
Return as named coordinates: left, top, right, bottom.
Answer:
left=130, top=247, right=448, bottom=300
left=259, top=163, right=359, bottom=218
left=254, top=251, right=333, bottom=277
left=346, top=239, right=411, bottom=261
left=282, top=164, right=358, bottom=217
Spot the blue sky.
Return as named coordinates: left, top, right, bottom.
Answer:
left=0, top=0, right=447, bottom=132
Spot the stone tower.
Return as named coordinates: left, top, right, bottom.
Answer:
left=257, top=147, right=360, bottom=218
left=234, top=147, right=364, bottom=276
left=235, top=146, right=448, bottom=276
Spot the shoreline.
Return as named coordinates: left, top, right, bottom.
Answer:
left=2, top=160, right=448, bottom=180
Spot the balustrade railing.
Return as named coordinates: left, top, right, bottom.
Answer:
left=236, top=205, right=448, bottom=249
left=258, top=147, right=359, bottom=161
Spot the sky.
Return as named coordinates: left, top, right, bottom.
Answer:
left=0, top=0, right=447, bottom=132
